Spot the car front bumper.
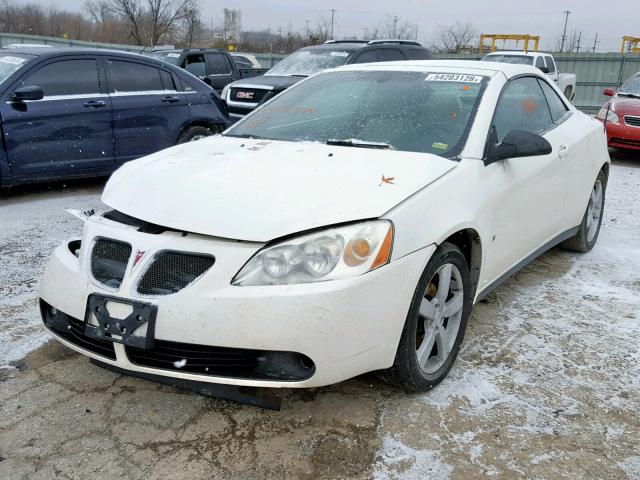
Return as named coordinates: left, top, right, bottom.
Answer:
left=603, top=119, right=640, bottom=150
left=39, top=215, right=434, bottom=388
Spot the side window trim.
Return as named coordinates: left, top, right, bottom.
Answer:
left=484, top=74, right=558, bottom=159
left=18, top=56, right=102, bottom=99
left=536, top=77, right=572, bottom=126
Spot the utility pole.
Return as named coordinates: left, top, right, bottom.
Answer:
left=592, top=33, right=599, bottom=53
left=575, top=31, right=582, bottom=53
left=305, top=20, right=310, bottom=38
left=559, top=10, right=570, bottom=52
left=330, top=9, right=335, bottom=39
left=392, top=15, right=399, bottom=38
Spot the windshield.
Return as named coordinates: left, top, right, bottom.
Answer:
left=0, top=53, right=32, bottom=83
left=619, top=75, right=640, bottom=96
left=147, top=51, right=181, bottom=65
left=226, top=70, right=487, bottom=157
left=483, top=54, right=534, bottom=65
left=266, top=49, right=352, bottom=77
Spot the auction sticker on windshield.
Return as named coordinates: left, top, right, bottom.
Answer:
left=330, top=51, right=349, bottom=57
left=425, top=73, right=482, bottom=83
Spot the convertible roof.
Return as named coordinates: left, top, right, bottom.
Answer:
left=336, top=59, right=543, bottom=79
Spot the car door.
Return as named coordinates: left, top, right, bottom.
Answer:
left=544, top=55, right=559, bottom=84
left=482, top=76, right=571, bottom=285
left=106, top=57, right=189, bottom=164
left=1, top=56, right=114, bottom=176
left=204, top=52, right=234, bottom=93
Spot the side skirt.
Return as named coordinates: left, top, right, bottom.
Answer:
left=475, top=226, right=580, bottom=303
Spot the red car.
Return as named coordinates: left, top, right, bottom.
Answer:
left=598, top=72, right=640, bottom=151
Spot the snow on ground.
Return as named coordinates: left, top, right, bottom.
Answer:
left=0, top=180, right=104, bottom=367
left=375, top=157, right=640, bottom=478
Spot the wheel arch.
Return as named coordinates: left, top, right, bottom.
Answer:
left=439, top=227, right=483, bottom=298
left=176, top=119, right=225, bottom=144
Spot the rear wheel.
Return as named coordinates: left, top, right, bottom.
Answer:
left=564, top=86, right=573, bottom=100
left=177, top=125, right=218, bottom=144
left=561, top=169, right=606, bottom=253
left=387, top=243, right=471, bottom=392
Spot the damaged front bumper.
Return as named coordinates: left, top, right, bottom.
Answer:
left=39, top=213, right=434, bottom=388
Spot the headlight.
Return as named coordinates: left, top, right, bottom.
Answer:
left=221, top=84, right=230, bottom=101
left=596, top=107, right=619, bottom=124
left=232, top=221, right=394, bottom=286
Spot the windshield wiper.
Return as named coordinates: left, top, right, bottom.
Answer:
left=618, top=92, right=640, bottom=99
left=223, top=133, right=271, bottom=140
left=326, top=139, right=392, bottom=150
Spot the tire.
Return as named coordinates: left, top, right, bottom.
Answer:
left=177, top=125, right=217, bottom=144
left=564, top=86, right=573, bottom=100
left=386, top=242, right=472, bottom=392
left=560, top=169, right=607, bottom=253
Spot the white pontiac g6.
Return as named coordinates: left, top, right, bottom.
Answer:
left=40, top=61, right=609, bottom=392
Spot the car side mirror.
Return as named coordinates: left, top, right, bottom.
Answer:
left=485, top=129, right=553, bottom=165
left=12, top=85, right=44, bottom=102
left=539, top=66, right=550, bottom=74
left=602, top=88, right=615, bottom=97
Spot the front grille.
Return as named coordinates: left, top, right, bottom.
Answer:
left=230, top=87, right=269, bottom=103
left=40, top=300, right=116, bottom=360
left=624, top=115, right=640, bottom=127
left=137, top=251, right=214, bottom=296
left=91, top=239, right=131, bottom=289
left=125, top=341, right=314, bottom=381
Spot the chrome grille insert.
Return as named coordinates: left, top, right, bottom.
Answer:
left=137, top=251, right=214, bottom=296
left=90, top=239, right=132, bottom=289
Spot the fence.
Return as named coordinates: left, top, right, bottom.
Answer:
left=434, top=52, right=640, bottom=113
left=2, top=33, right=638, bottom=111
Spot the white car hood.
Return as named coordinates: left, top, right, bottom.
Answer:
left=102, top=136, right=456, bottom=242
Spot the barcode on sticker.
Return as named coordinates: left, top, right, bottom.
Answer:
left=425, top=73, right=482, bottom=83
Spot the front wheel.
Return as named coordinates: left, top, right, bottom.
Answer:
left=177, top=125, right=218, bottom=144
left=560, top=169, right=606, bottom=253
left=387, top=242, right=472, bottom=392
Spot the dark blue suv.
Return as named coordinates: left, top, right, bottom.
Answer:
left=0, top=48, right=230, bottom=187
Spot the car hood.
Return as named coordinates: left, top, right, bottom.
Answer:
left=611, top=96, right=640, bottom=115
left=102, top=136, right=456, bottom=242
left=230, top=74, right=302, bottom=91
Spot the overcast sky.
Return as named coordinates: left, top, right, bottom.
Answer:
left=42, top=0, right=636, bottom=51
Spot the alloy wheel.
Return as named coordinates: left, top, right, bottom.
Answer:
left=415, top=263, right=464, bottom=374
left=586, top=179, right=604, bottom=242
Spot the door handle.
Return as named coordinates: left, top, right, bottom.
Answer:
left=83, top=100, right=106, bottom=108
left=558, top=144, right=569, bottom=158
left=161, top=96, right=181, bottom=103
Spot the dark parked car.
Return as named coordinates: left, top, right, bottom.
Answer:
left=222, top=40, right=432, bottom=120
left=148, top=48, right=268, bottom=93
left=0, top=48, right=230, bottom=187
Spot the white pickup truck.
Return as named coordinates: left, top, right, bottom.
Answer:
left=482, top=51, right=577, bottom=102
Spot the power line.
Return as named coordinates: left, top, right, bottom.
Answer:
left=559, top=10, right=570, bottom=53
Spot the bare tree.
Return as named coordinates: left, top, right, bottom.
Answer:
left=432, top=21, right=477, bottom=53
left=87, top=0, right=200, bottom=46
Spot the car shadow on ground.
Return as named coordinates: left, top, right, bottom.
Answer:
left=0, top=176, right=109, bottom=200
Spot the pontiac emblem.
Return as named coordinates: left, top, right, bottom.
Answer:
left=133, top=250, right=146, bottom=267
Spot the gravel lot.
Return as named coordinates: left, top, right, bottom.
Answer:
left=1, top=152, right=639, bottom=479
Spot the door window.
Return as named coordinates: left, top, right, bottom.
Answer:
left=538, top=79, right=569, bottom=122
left=377, top=49, right=405, bottom=61
left=206, top=53, right=232, bottom=75
left=22, top=59, right=99, bottom=97
left=109, top=60, right=164, bottom=92
left=159, top=69, right=177, bottom=91
left=352, top=50, right=378, bottom=64
left=492, top=77, right=553, bottom=142
left=184, top=54, right=206, bottom=77
left=535, top=56, right=545, bottom=70
left=544, top=56, right=556, bottom=73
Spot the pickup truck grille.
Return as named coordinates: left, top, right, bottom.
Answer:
left=230, top=87, right=269, bottom=104
left=624, top=115, right=640, bottom=127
